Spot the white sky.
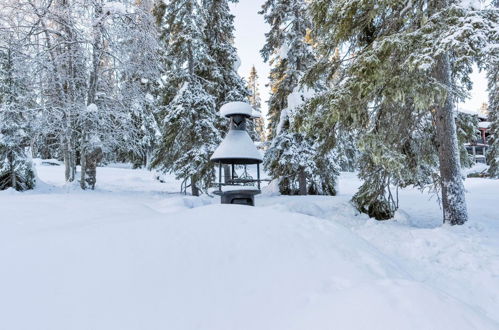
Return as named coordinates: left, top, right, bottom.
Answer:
left=230, top=1, right=490, bottom=116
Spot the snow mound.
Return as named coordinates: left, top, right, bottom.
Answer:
left=1, top=204, right=496, bottom=330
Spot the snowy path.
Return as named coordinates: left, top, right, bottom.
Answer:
left=1, top=163, right=499, bottom=329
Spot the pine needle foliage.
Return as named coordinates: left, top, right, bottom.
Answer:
left=301, top=0, right=498, bottom=222
left=0, top=42, right=35, bottom=191
left=487, top=0, right=499, bottom=178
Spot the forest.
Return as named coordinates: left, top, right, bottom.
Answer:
left=0, top=0, right=498, bottom=227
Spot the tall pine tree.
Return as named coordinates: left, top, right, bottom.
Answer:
left=247, top=65, right=266, bottom=142
left=487, top=0, right=499, bottom=178
left=303, top=0, right=498, bottom=223
left=261, top=0, right=337, bottom=195
left=151, top=0, right=221, bottom=196
left=202, top=0, right=248, bottom=107
left=0, top=40, right=35, bottom=191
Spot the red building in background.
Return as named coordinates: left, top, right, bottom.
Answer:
left=462, top=110, right=490, bottom=164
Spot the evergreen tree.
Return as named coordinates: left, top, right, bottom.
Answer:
left=487, top=0, right=499, bottom=178
left=247, top=65, right=266, bottom=142
left=0, top=42, right=35, bottom=191
left=303, top=0, right=498, bottom=224
left=457, top=112, right=477, bottom=170
left=202, top=0, right=248, bottom=106
left=202, top=0, right=253, bottom=146
left=151, top=0, right=221, bottom=196
left=260, top=0, right=315, bottom=140
left=264, top=120, right=338, bottom=195
left=261, top=0, right=337, bottom=195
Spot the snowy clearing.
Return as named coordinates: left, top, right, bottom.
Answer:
left=1, top=163, right=499, bottom=330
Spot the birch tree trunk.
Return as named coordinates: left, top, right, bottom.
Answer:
left=63, top=139, right=70, bottom=182
left=81, top=0, right=104, bottom=190
left=80, top=145, right=87, bottom=189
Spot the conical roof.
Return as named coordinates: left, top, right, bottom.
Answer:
left=211, top=130, right=263, bottom=164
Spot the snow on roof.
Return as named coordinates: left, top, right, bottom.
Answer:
left=458, top=108, right=488, bottom=120
left=478, top=121, right=491, bottom=129
left=220, top=102, right=254, bottom=118
left=458, top=108, right=477, bottom=116
left=211, top=130, right=263, bottom=163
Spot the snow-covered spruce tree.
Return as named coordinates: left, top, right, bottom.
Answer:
left=201, top=0, right=254, bottom=154
left=487, top=0, right=499, bottom=178
left=261, top=0, right=338, bottom=195
left=457, top=112, right=477, bottom=170
left=260, top=0, right=312, bottom=141
left=303, top=0, right=498, bottom=223
left=151, top=0, right=221, bottom=196
left=351, top=104, right=440, bottom=220
left=489, top=78, right=499, bottom=177
left=202, top=0, right=247, bottom=106
left=0, top=41, right=35, bottom=191
left=247, top=65, right=266, bottom=142
left=265, top=119, right=338, bottom=195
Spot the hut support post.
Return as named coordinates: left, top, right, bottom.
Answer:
left=218, top=162, right=222, bottom=191
left=257, top=163, right=260, bottom=190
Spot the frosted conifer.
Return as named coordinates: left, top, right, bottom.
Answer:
left=0, top=43, right=35, bottom=191
left=261, top=0, right=338, bottom=195
left=303, top=0, right=498, bottom=223
left=151, top=0, right=221, bottom=195
left=487, top=0, right=499, bottom=178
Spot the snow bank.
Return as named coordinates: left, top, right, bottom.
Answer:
left=462, top=162, right=488, bottom=176
left=2, top=203, right=496, bottom=329
left=1, top=166, right=499, bottom=329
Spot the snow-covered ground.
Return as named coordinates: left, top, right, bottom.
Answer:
left=1, top=162, right=499, bottom=330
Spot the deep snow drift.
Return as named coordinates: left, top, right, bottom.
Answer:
left=1, top=162, right=499, bottom=330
